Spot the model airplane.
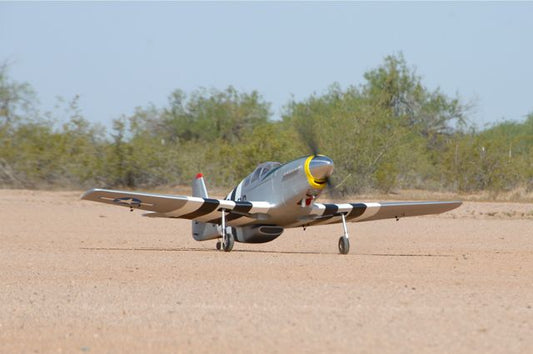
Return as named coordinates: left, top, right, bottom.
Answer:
left=81, top=155, right=461, bottom=254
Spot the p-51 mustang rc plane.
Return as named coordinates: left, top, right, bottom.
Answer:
left=81, top=155, right=461, bottom=254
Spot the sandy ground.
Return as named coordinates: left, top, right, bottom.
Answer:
left=1, top=189, right=532, bottom=353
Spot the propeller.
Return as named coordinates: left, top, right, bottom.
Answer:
left=295, top=118, right=319, bottom=156
left=296, top=120, right=342, bottom=198
left=324, top=171, right=341, bottom=199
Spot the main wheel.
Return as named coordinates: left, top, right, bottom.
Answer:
left=222, top=233, right=234, bottom=252
left=216, top=241, right=221, bottom=250
left=338, top=236, right=350, bottom=255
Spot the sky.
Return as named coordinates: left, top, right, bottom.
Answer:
left=1, top=2, right=532, bottom=130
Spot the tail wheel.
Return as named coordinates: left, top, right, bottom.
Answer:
left=338, top=236, right=350, bottom=255
left=216, top=241, right=221, bottom=251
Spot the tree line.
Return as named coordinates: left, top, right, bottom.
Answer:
left=1, top=55, right=532, bottom=195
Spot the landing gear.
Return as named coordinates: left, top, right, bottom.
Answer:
left=216, top=237, right=233, bottom=252
left=338, top=236, right=350, bottom=255
left=219, top=209, right=234, bottom=252
left=222, top=233, right=234, bottom=252
left=338, top=213, right=350, bottom=255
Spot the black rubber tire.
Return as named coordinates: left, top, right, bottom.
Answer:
left=222, top=233, right=234, bottom=252
left=338, top=236, right=350, bottom=255
left=216, top=241, right=221, bottom=251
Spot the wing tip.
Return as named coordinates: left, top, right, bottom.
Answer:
left=451, top=200, right=463, bottom=209
left=80, top=188, right=109, bottom=200
left=80, top=188, right=97, bottom=200
left=195, top=173, right=204, bottom=179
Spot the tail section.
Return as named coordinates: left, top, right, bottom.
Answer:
left=191, top=173, right=220, bottom=241
left=192, top=173, right=208, bottom=198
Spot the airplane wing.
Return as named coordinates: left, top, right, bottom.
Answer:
left=296, top=201, right=462, bottom=227
left=81, top=188, right=272, bottom=226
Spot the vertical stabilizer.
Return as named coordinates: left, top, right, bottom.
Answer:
left=192, top=173, right=208, bottom=198
left=191, top=173, right=219, bottom=241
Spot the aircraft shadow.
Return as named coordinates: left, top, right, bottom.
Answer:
left=360, top=253, right=453, bottom=257
left=80, top=247, right=452, bottom=257
left=80, top=247, right=325, bottom=255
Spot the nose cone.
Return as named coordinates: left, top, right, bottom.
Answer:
left=309, top=155, right=334, bottom=179
left=305, top=155, right=334, bottom=189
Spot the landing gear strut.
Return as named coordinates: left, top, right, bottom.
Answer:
left=338, top=213, right=350, bottom=255
left=219, top=209, right=234, bottom=252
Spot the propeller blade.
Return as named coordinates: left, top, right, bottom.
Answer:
left=295, top=119, right=319, bottom=156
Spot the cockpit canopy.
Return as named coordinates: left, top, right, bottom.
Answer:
left=243, top=161, right=282, bottom=186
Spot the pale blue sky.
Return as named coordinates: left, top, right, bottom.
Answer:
left=1, top=2, right=532, bottom=129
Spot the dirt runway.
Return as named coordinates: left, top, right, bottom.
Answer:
left=1, top=190, right=532, bottom=353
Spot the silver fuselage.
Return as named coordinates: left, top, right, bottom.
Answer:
left=225, top=155, right=333, bottom=227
